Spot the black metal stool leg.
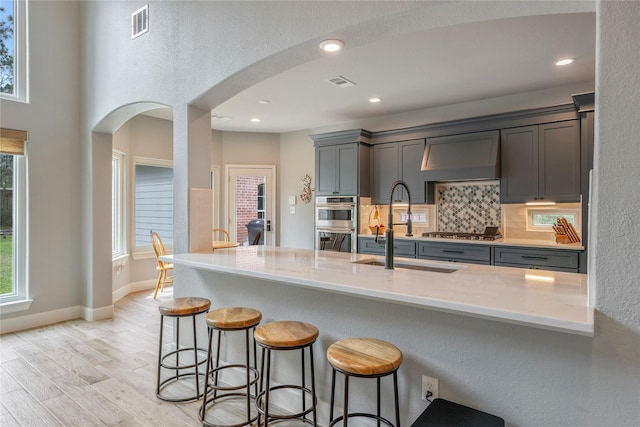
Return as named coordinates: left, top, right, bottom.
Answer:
left=192, top=314, right=200, bottom=399
left=213, top=329, right=222, bottom=399
left=200, top=327, right=213, bottom=421
left=377, top=376, right=381, bottom=427
left=264, top=348, right=271, bottom=426
left=394, top=371, right=400, bottom=427
left=244, top=328, right=251, bottom=424
left=309, top=345, right=317, bottom=427
left=301, top=348, right=306, bottom=416
left=156, top=314, right=164, bottom=396
left=343, top=374, right=350, bottom=427
left=329, top=368, right=336, bottom=424
left=175, top=317, right=180, bottom=381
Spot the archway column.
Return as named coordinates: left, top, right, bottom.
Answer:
left=172, top=104, right=213, bottom=254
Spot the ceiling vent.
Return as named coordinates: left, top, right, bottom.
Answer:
left=326, top=76, right=357, bottom=88
left=131, top=5, right=149, bottom=39
left=212, top=114, right=232, bottom=120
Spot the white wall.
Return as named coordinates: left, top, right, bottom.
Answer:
left=279, top=130, right=316, bottom=250
left=0, top=1, right=83, bottom=317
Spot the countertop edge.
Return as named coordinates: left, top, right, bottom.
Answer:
left=163, top=251, right=594, bottom=337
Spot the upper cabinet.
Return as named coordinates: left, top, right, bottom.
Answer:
left=311, top=130, right=371, bottom=196
left=371, top=139, right=429, bottom=204
left=500, top=120, right=581, bottom=203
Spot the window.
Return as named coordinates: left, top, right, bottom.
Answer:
left=0, top=0, right=28, bottom=102
left=257, top=183, right=265, bottom=219
left=527, top=208, right=581, bottom=232
left=112, top=151, right=126, bottom=258
left=1, top=128, right=27, bottom=307
left=134, top=158, right=173, bottom=249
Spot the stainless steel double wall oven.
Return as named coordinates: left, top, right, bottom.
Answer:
left=315, top=196, right=357, bottom=253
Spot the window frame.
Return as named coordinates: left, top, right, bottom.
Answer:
left=526, top=208, right=581, bottom=232
left=112, top=150, right=126, bottom=260
left=132, top=156, right=173, bottom=255
left=0, top=153, right=29, bottom=310
left=0, top=0, right=28, bottom=103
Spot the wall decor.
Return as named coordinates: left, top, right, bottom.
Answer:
left=300, top=174, right=312, bottom=204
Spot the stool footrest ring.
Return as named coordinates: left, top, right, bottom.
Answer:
left=255, top=384, right=317, bottom=420
left=160, top=347, right=208, bottom=370
left=329, top=413, right=395, bottom=427
left=206, top=364, right=259, bottom=392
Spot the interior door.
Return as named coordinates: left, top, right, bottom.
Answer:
left=226, top=165, right=276, bottom=246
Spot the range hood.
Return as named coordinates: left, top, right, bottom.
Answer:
left=421, top=130, right=500, bottom=181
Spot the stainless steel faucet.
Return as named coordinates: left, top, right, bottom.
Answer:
left=385, top=180, right=413, bottom=269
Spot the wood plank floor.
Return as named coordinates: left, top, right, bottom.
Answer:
left=0, top=288, right=262, bottom=427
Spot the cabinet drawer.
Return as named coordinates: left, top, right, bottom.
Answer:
left=358, top=237, right=416, bottom=257
left=426, top=256, right=491, bottom=266
left=494, top=247, right=579, bottom=270
left=417, top=242, right=491, bottom=262
left=494, top=261, right=577, bottom=273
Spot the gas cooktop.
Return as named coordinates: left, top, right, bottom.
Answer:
left=422, top=226, right=502, bottom=241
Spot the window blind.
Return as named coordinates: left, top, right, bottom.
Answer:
left=0, top=128, right=27, bottom=155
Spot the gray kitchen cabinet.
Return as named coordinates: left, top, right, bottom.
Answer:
left=358, top=236, right=416, bottom=258
left=371, top=139, right=427, bottom=204
left=312, top=129, right=372, bottom=196
left=417, top=241, right=492, bottom=265
left=494, top=247, right=580, bottom=273
left=500, top=120, right=581, bottom=203
left=316, top=143, right=357, bottom=195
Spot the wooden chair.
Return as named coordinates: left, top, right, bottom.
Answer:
left=150, top=231, right=174, bottom=299
left=212, top=228, right=230, bottom=242
left=251, top=231, right=262, bottom=246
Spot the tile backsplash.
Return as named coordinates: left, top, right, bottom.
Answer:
left=436, top=181, right=501, bottom=233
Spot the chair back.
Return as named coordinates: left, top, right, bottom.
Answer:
left=150, top=231, right=168, bottom=268
left=212, top=228, right=231, bottom=242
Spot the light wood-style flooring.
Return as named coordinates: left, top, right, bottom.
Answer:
left=0, top=288, right=213, bottom=426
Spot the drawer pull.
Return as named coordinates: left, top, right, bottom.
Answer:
left=442, top=250, right=464, bottom=254
left=521, top=255, right=548, bottom=261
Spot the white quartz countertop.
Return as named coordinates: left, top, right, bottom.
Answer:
left=164, top=247, right=593, bottom=336
left=359, top=234, right=585, bottom=250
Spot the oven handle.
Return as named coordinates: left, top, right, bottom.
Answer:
left=316, top=227, right=356, bottom=233
left=316, top=204, right=356, bottom=210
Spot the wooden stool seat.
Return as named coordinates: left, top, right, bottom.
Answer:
left=254, top=321, right=319, bottom=349
left=205, top=307, right=262, bottom=330
left=327, top=338, right=403, bottom=376
left=158, top=297, right=211, bottom=316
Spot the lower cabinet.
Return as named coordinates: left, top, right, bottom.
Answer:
left=417, top=242, right=491, bottom=265
left=358, top=237, right=416, bottom=258
left=358, top=237, right=582, bottom=272
left=493, top=247, right=579, bottom=273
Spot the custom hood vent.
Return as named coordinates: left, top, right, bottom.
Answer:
left=421, top=130, right=500, bottom=181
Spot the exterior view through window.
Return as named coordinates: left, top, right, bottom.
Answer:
left=135, top=163, right=173, bottom=248
left=0, top=0, right=14, bottom=95
left=0, top=154, right=14, bottom=296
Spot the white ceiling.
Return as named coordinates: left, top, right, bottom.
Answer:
left=145, top=13, right=595, bottom=134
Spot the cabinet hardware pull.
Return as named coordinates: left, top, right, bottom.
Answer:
left=442, top=250, right=464, bottom=254
left=521, top=255, right=548, bottom=260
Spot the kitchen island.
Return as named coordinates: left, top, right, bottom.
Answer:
left=164, top=246, right=595, bottom=425
left=164, top=246, right=592, bottom=336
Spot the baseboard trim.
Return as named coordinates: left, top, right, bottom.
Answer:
left=112, top=279, right=156, bottom=303
left=1, top=280, right=158, bottom=334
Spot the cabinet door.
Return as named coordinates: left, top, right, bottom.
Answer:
left=315, top=145, right=338, bottom=195
left=500, top=126, right=538, bottom=203
left=538, top=121, right=581, bottom=202
left=371, top=143, right=399, bottom=204
left=337, top=144, right=358, bottom=195
left=399, top=140, right=426, bottom=204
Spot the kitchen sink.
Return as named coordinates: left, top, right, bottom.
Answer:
left=353, top=259, right=458, bottom=273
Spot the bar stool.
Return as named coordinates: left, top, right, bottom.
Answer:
left=327, top=337, right=403, bottom=427
left=199, top=307, right=262, bottom=427
left=254, top=321, right=319, bottom=426
left=156, top=297, right=211, bottom=402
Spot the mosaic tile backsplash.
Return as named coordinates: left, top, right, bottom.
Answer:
left=436, top=181, right=501, bottom=233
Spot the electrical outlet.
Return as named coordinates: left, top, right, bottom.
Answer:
left=421, top=375, right=439, bottom=401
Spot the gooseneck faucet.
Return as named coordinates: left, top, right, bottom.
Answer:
left=385, top=180, right=413, bottom=269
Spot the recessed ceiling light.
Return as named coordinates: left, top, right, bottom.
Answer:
left=258, top=100, right=270, bottom=105
left=319, top=39, right=344, bottom=52
left=369, top=97, right=382, bottom=103
left=555, top=58, right=575, bottom=66
left=251, top=118, right=261, bottom=123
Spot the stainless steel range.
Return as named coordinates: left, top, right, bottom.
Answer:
left=422, top=226, right=502, bottom=241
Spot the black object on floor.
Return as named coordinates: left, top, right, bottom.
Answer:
left=411, top=398, right=505, bottom=427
